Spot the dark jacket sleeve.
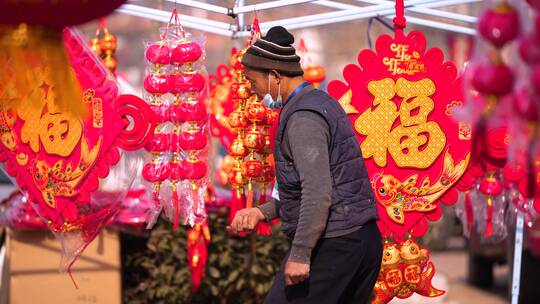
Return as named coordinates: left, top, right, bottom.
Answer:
left=285, top=110, right=332, bottom=264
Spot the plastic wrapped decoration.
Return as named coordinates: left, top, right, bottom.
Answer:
left=142, top=8, right=209, bottom=229
left=372, top=238, right=444, bottom=304
left=0, top=27, right=154, bottom=276
left=89, top=18, right=118, bottom=73
left=187, top=221, right=211, bottom=292
left=0, top=190, right=47, bottom=229
left=113, top=188, right=152, bottom=231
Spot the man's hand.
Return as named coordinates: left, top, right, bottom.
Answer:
left=228, top=208, right=265, bottom=234
left=284, top=261, right=310, bottom=286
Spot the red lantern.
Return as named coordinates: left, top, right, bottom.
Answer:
left=89, top=37, right=102, bottom=56
left=150, top=104, right=170, bottom=123
left=103, top=56, right=118, bottom=72
left=228, top=167, right=245, bottom=187
left=170, top=73, right=206, bottom=94
left=227, top=138, right=248, bottom=158
left=478, top=2, right=520, bottom=47
left=142, top=162, right=170, bottom=182
left=183, top=159, right=207, bottom=180
left=243, top=128, right=265, bottom=152
left=243, top=159, right=263, bottom=178
left=146, top=44, right=171, bottom=66
left=229, top=81, right=251, bottom=100
left=178, top=131, right=208, bottom=151
left=175, top=99, right=208, bottom=122
left=172, top=41, right=203, bottom=64
left=472, top=63, right=514, bottom=96
left=100, top=32, right=117, bottom=53
left=144, top=133, right=170, bottom=153
left=246, top=100, right=266, bottom=123
left=169, top=161, right=186, bottom=181
left=143, top=74, right=170, bottom=95
left=228, top=110, right=248, bottom=129
left=263, top=108, right=278, bottom=127
left=304, top=64, right=326, bottom=85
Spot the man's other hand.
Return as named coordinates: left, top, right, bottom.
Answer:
left=284, top=261, right=310, bottom=286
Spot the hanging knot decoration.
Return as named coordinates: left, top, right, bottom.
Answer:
left=225, top=19, right=276, bottom=236
left=89, top=18, right=118, bottom=73
left=328, top=0, right=471, bottom=301
left=0, top=26, right=154, bottom=278
left=142, top=8, right=209, bottom=229
left=372, top=238, right=444, bottom=304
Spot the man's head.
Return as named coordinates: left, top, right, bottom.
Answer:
left=242, top=26, right=304, bottom=102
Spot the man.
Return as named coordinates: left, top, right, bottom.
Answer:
left=229, top=26, right=382, bottom=304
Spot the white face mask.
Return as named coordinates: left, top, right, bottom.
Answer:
left=262, top=73, right=282, bottom=109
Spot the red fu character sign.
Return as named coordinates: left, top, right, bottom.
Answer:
left=328, top=30, right=471, bottom=241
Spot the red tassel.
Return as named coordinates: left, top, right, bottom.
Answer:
left=188, top=242, right=207, bottom=293
left=191, top=183, right=199, bottom=216
left=228, top=189, right=245, bottom=225
left=246, top=184, right=254, bottom=209
left=256, top=222, right=272, bottom=235
left=486, top=195, right=493, bottom=237
left=259, top=186, right=267, bottom=205
left=173, top=184, right=179, bottom=230
left=465, top=191, right=474, bottom=233
left=152, top=183, right=160, bottom=208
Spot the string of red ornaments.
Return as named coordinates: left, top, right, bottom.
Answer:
left=142, top=9, right=209, bottom=229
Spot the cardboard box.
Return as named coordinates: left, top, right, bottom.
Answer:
left=1, top=229, right=121, bottom=304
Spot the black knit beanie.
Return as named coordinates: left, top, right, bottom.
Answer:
left=242, top=26, right=304, bottom=76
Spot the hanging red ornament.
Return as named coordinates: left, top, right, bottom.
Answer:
left=170, top=72, right=206, bottom=94
left=477, top=2, right=520, bottom=47
left=472, top=63, right=515, bottom=96
left=178, top=130, right=208, bottom=151
left=143, top=74, right=171, bottom=95
left=175, top=97, right=207, bottom=123
left=304, top=64, right=326, bottom=86
left=373, top=238, right=444, bottom=304
left=145, top=43, right=172, bottom=66
left=172, top=41, right=203, bottom=65
left=246, top=100, right=267, bottom=123
left=142, top=8, right=209, bottom=229
left=243, top=128, right=265, bottom=153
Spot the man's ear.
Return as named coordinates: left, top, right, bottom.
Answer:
left=270, top=70, right=282, bottom=84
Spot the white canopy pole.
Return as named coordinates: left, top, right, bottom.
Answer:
left=117, top=0, right=478, bottom=36
left=117, top=4, right=233, bottom=37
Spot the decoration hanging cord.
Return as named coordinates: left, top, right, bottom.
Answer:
left=393, top=0, right=407, bottom=38
left=367, top=17, right=394, bottom=49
